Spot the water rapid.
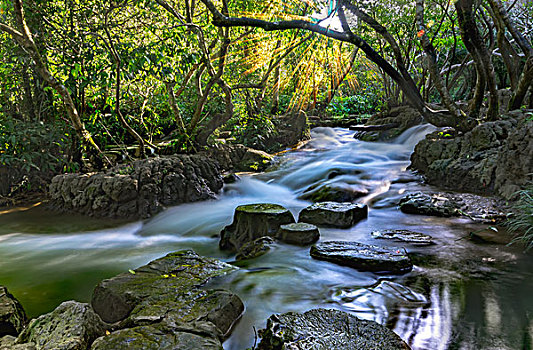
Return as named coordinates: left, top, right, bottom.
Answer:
left=1, top=125, right=532, bottom=349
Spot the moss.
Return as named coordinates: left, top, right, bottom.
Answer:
left=236, top=203, right=288, bottom=214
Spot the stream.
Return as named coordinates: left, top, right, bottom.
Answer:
left=1, top=126, right=533, bottom=349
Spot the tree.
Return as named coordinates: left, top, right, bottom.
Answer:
left=0, top=0, right=109, bottom=163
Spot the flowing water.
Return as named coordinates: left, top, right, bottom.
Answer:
left=1, top=126, right=533, bottom=349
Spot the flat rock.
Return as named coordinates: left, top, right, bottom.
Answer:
left=277, top=223, right=320, bottom=246
left=257, top=308, right=410, bottom=350
left=371, top=230, right=435, bottom=246
left=91, top=323, right=222, bottom=350
left=399, top=192, right=459, bottom=217
left=299, top=183, right=369, bottom=203
left=91, top=250, right=243, bottom=339
left=399, top=191, right=509, bottom=222
left=298, top=202, right=368, bottom=228
left=0, top=286, right=27, bottom=337
left=236, top=237, right=276, bottom=261
left=220, top=204, right=295, bottom=252
left=310, top=241, right=412, bottom=274
left=17, top=301, right=105, bottom=350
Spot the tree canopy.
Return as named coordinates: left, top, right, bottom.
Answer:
left=0, top=0, right=532, bottom=169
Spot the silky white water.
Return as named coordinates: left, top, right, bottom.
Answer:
left=1, top=125, right=532, bottom=349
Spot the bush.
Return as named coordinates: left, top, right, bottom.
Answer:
left=0, top=117, right=76, bottom=173
left=508, top=185, right=533, bottom=251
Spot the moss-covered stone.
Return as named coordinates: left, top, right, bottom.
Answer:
left=310, top=241, right=412, bottom=274
left=16, top=301, right=105, bottom=350
left=91, top=250, right=243, bottom=340
left=298, top=202, right=367, bottom=228
left=91, top=324, right=222, bottom=350
left=220, top=204, right=295, bottom=252
left=0, top=286, right=27, bottom=337
left=277, top=223, right=320, bottom=246
left=257, top=308, right=410, bottom=350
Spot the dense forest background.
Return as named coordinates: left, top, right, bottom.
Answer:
left=0, top=0, right=531, bottom=189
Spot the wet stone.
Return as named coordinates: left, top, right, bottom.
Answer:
left=91, top=323, right=222, bottom=350
left=235, top=237, right=276, bottom=261
left=16, top=301, right=105, bottom=350
left=277, top=223, right=320, bottom=246
left=0, top=286, right=27, bottom=337
left=0, top=336, right=35, bottom=350
left=298, top=202, right=368, bottom=228
left=399, top=192, right=459, bottom=217
left=299, top=183, right=369, bottom=203
left=90, top=250, right=243, bottom=339
left=220, top=204, right=295, bottom=252
left=257, top=308, right=410, bottom=350
left=371, top=229, right=435, bottom=246
left=310, top=241, right=413, bottom=274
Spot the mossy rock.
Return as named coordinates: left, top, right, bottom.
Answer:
left=220, top=204, right=295, bottom=252
left=277, top=223, right=320, bottom=246
left=91, top=324, right=222, bottom=350
left=310, top=241, right=412, bottom=274
left=16, top=301, right=105, bottom=350
left=0, top=286, right=27, bottom=337
left=91, top=250, right=243, bottom=339
left=257, top=308, right=410, bottom=350
left=298, top=202, right=368, bottom=228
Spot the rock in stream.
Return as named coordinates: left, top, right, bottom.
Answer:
left=257, top=308, right=410, bottom=350
left=310, top=241, right=413, bottom=274
left=91, top=250, right=243, bottom=347
left=299, top=202, right=368, bottom=228
left=220, top=204, right=295, bottom=252
left=371, top=229, right=435, bottom=246
left=0, top=286, right=27, bottom=337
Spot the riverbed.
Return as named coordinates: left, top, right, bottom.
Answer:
left=1, top=126, right=532, bottom=349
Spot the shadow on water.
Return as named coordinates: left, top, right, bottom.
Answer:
left=1, top=125, right=533, bottom=349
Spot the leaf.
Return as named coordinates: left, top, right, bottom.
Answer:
left=488, top=226, right=498, bottom=232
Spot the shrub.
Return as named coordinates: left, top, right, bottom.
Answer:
left=508, top=185, right=533, bottom=251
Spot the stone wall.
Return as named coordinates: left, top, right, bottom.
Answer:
left=48, top=155, right=223, bottom=219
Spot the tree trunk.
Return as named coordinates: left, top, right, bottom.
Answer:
left=0, top=0, right=108, bottom=164
left=455, top=0, right=499, bottom=120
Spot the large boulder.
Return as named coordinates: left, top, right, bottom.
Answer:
left=310, top=241, right=412, bottom=274
left=220, top=204, right=295, bottom=252
left=91, top=323, right=222, bottom=350
left=277, top=223, right=320, bottom=246
left=399, top=191, right=509, bottom=222
left=0, top=286, right=27, bottom=337
left=91, top=250, right=243, bottom=339
left=257, top=308, right=410, bottom=350
left=410, top=113, right=532, bottom=199
left=298, top=202, right=368, bottom=228
left=16, top=301, right=105, bottom=350
left=48, top=155, right=223, bottom=219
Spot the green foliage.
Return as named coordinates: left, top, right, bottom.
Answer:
left=225, top=113, right=278, bottom=149
left=326, top=89, right=384, bottom=117
left=0, top=117, right=76, bottom=173
left=508, top=185, right=533, bottom=251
